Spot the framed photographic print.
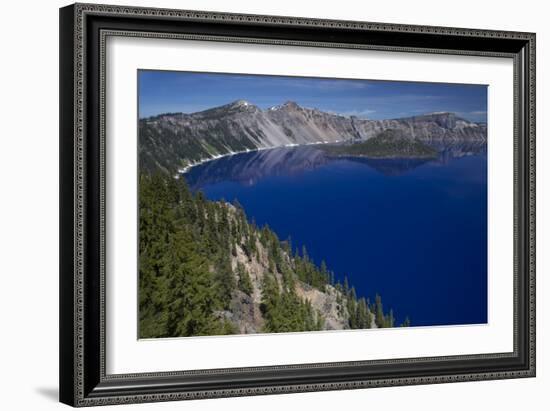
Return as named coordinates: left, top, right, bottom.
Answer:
left=59, top=3, right=536, bottom=407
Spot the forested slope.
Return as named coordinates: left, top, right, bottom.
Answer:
left=139, top=173, right=405, bottom=338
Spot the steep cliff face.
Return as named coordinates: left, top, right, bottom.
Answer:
left=220, top=223, right=363, bottom=334
left=351, top=113, right=487, bottom=143
left=139, top=100, right=487, bottom=174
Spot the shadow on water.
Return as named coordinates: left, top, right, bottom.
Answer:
left=344, top=157, right=433, bottom=176
left=185, top=140, right=487, bottom=186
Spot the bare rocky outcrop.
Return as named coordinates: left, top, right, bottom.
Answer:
left=295, top=284, right=348, bottom=330
left=217, top=215, right=372, bottom=334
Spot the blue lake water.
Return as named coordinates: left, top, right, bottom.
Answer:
left=185, top=144, right=488, bottom=327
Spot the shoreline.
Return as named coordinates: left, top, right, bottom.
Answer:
left=174, top=138, right=486, bottom=178
left=175, top=140, right=342, bottom=177
left=325, top=153, right=439, bottom=160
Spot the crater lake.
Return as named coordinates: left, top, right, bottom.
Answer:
left=184, top=144, right=488, bottom=327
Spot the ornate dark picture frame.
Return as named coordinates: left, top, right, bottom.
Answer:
left=59, top=3, right=536, bottom=407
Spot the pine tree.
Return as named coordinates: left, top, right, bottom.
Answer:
left=320, top=260, right=329, bottom=284
left=356, top=297, right=371, bottom=329
left=260, top=272, right=281, bottom=332
left=236, top=262, right=253, bottom=296
left=343, top=276, right=350, bottom=295
left=347, top=287, right=358, bottom=328
left=213, top=253, right=235, bottom=310
left=375, top=294, right=385, bottom=328
left=163, top=230, right=222, bottom=337
left=385, top=309, right=395, bottom=328
left=282, top=235, right=292, bottom=254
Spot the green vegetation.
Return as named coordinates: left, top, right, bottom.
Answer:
left=139, top=172, right=405, bottom=338
left=236, top=262, right=253, bottom=296
left=260, top=271, right=323, bottom=333
left=139, top=118, right=260, bottom=174
left=322, top=129, right=438, bottom=159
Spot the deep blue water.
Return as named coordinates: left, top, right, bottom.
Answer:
left=185, top=145, right=488, bottom=327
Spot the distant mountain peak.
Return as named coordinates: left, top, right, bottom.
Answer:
left=282, top=101, right=301, bottom=109
left=268, top=101, right=301, bottom=112
left=398, top=111, right=469, bottom=129
left=139, top=101, right=486, bottom=174
left=222, top=99, right=259, bottom=111
left=214, top=99, right=262, bottom=114
left=230, top=99, right=252, bottom=107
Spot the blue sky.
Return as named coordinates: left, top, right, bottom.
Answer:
left=138, top=70, right=487, bottom=122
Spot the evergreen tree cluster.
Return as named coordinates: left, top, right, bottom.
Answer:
left=333, top=277, right=372, bottom=329
left=292, top=246, right=331, bottom=290
left=139, top=173, right=407, bottom=338
left=139, top=173, right=237, bottom=338
left=260, top=272, right=323, bottom=333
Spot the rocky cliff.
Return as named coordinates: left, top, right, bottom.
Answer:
left=220, top=212, right=376, bottom=334
left=139, top=173, right=386, bottom=338
left=139, top=100, right=487, bottom=174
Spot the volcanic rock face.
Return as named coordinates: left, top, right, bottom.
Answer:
left=139, top=100, right=487, bottom=173
left=221, top=219, right=358, bottom=334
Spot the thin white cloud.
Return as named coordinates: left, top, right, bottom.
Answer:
left=337, top=109, right=377, bottom=118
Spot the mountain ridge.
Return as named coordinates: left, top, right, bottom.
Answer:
left=139, top=100, right=487, bottom=174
